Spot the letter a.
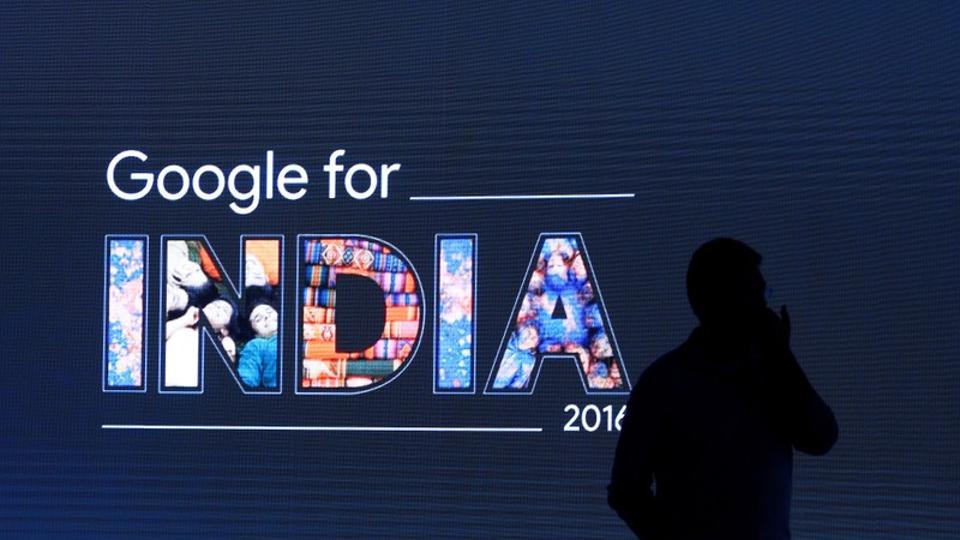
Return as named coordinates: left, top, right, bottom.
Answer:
left=485, top=233, right=630, bottom=395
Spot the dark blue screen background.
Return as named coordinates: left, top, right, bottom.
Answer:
left=1, top=2, right=958, bottom=538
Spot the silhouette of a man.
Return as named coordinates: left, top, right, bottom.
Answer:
left=608, top=238, right=838, bottom=539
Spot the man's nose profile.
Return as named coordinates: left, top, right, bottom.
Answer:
left=608, top=237, right=839, bottom=539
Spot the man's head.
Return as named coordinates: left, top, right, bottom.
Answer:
left=686, top=238, right=767, bottom=338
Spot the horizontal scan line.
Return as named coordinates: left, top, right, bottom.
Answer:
left=102, top=424, right=543, bottom=433
left=409, top=194, right=635, bottom=201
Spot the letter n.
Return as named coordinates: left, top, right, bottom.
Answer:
left=160, top=235, right=283, bottom=394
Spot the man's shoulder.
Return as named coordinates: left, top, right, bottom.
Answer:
left=634, top=334, right=697, bottom=387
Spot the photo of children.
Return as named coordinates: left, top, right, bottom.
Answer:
left=163, top=239, right=280, bottom=389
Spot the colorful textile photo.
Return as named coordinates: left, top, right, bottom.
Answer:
left=301, top=237, right=421, bottom=389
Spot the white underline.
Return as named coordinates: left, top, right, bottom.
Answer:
left=102, top=424, right=542, bottom=433
left=409, top=194, right=635, bottom=201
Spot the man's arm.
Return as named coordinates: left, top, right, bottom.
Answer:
left=608, top=367, right=663, bottom=539
left=771, top=345, right=839, bottom=455
left=757, top=306, right=839, bottom=455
